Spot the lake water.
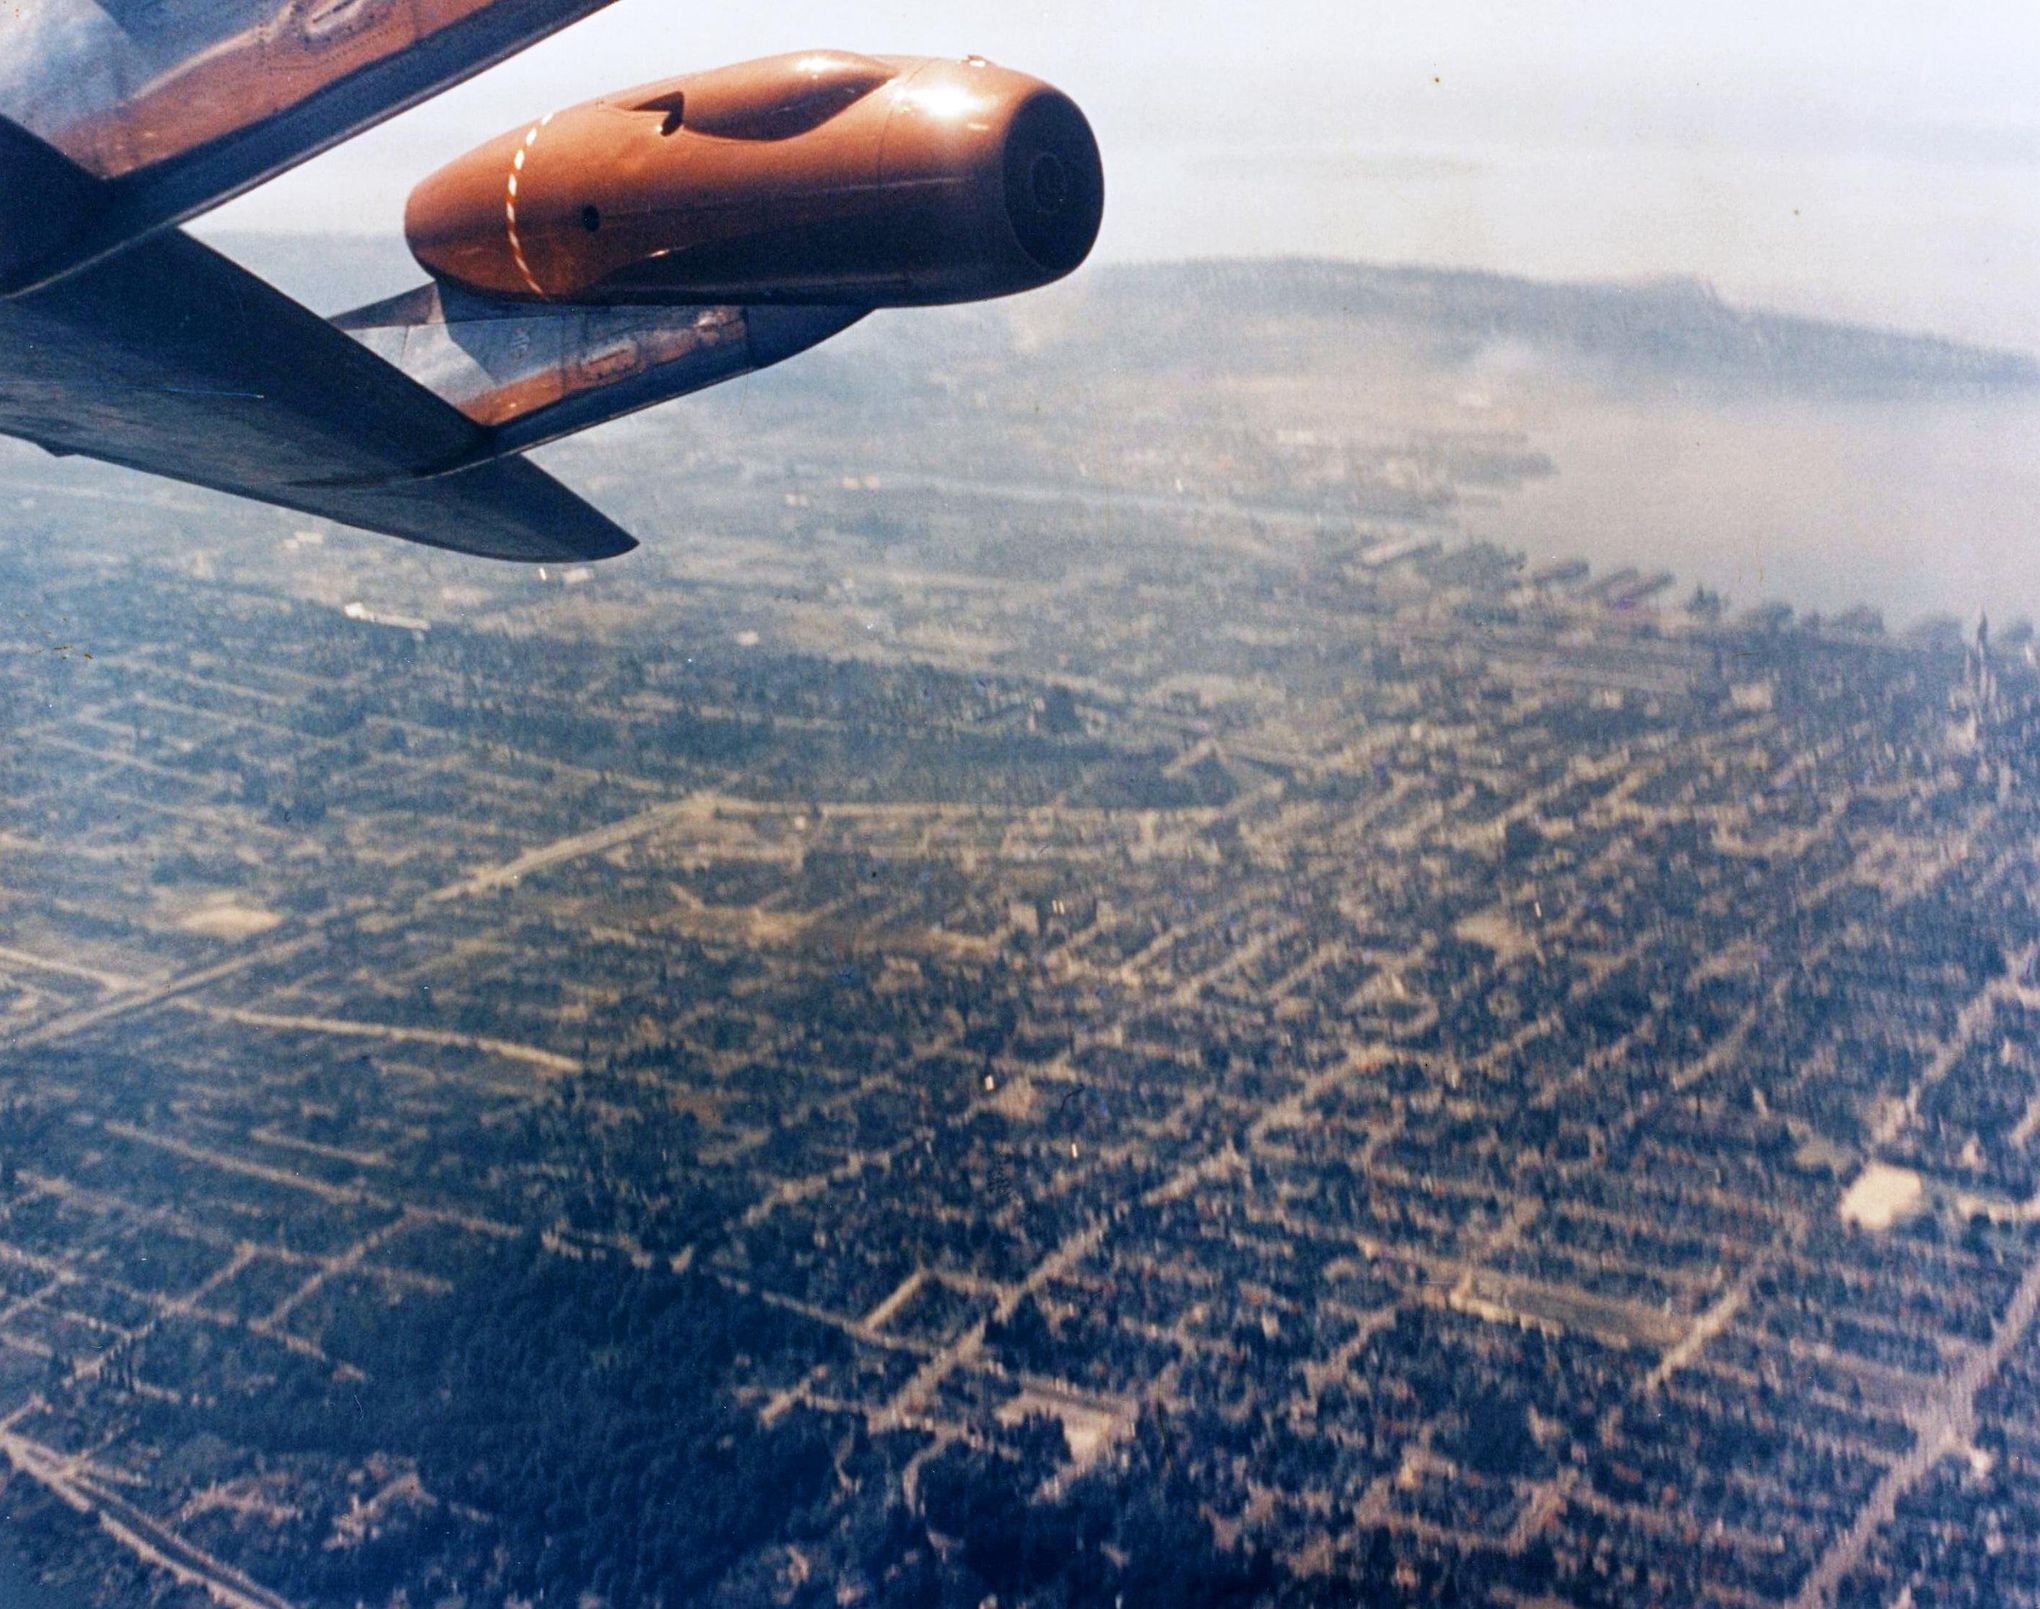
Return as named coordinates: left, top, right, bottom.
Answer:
left=1493, top=393, right=2040, bottom=628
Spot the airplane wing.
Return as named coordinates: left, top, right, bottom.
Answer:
left=0, top=106, right=867, bottom=562
left=0, top=0, right=623, bottom=291
left=0, top=219, right=634, bottom=561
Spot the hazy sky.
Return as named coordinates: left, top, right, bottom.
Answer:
left=207, top=1, right=2040, bottom=346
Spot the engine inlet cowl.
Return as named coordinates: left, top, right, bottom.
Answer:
left=405, top=52, right=1104, bottom=308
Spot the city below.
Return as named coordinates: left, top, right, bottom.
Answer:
left=2, top=255, right=2039, bottom=1607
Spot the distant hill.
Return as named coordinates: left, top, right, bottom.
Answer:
left=211, top=233, right=2040, bottom=402
left=1003, top=260, right=2040, bottom=401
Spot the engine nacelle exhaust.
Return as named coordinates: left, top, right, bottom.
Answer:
left=405, top=51, right=1104, bottom=307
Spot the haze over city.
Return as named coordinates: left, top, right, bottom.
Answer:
left=210, top=0, right=2040, bottom=347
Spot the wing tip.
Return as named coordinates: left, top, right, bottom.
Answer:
left=517, top=485, right=639, bottom=563
left=547, top=523, right=639, bottom=563
left=451, top=505, right=640, bottom=564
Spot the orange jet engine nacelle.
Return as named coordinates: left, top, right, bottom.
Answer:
left=405, top=51, right=1103, bottom=307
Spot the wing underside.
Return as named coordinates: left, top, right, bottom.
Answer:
left=0, top=224, right=633, bottom=560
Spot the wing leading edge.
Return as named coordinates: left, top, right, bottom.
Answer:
left=0, top=0, right=625, bottom=292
